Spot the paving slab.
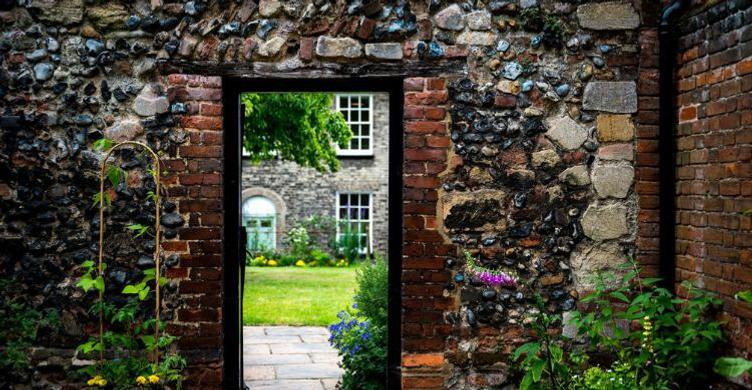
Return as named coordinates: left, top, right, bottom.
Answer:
left=275, top=363, right=342, bottom=379
left=243, top=366, right=275, bottom=381
left=270, top=342, right=333, bottom=354
left=245, top=353, right=311, bottom=365
left=246, top=379, right=324, bottom=390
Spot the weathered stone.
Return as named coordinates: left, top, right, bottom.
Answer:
left=33, top=62, right=54, bottom=81
left=133, top=84, right=169, bottom=117
left=466, top=10, right=492, bottom=31
left=365, top=43, right=403, bottom=60
left=571, top=242, right=625, bottom=293
left=596, top=114, right=635, bottom=141
left=598, top=143, right=633, bottom=161
left=179, top=35, right=198, bottom=57
left=591, top=163, right=634, bottom=199
left=558, top=165, right=590, bottom=186
left=259, top=0, right=282, bottom=17
left=104, top=119, right=144, bottom=142
left=583, top=82, right=637, bottom=113
left=440, top=189, right=506, bottom=232
left=456, top=31, right=497, bottom=46
left=501, top=61, right=523, bottom=80
left=315, top=36, right=363, bottom=58
left=545, top=114, right=588, bottom=150
left=257, top=36, right=286, bottom=57
left=29, top=0, right=83, bottom=25
left=434, top=4, right=465, bottom=31
left=581, top=203, right=629, bottom=241
left=577, top=2, right=640, bottom=30
left=496, top=80, right=520, bottom=94
left=86, top=4, right=128, bottom=30
left=531, top=149, right=560, bottom=168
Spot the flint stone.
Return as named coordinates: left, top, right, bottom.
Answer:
left=591, top=163, right=634, bottom=199
left=531, top=149, right=560, bottom=168
left=558, top=165, right=590, bottom=186
left=582, top=81, right=637, bottom=113
left=456, top=31, right=497, bottom=46
left=86, top=4, right=128, bottom=30
left=501, top=61, right=523, bottom=79
left=104, top=119, right=143, bottom=141
left=179, top=35, right=198, bottom=57
left=434, top=4, right=465, bottom=31
left=581, top=203, right=628, bottom=241
left=257, top=36, right=286, bottom=57
left=545, top=114, right=588, bottom=150
left=466, top=10, right=492, bottom=31
left=133, top=85, right=169, bottom=117
left=33, top=62, right=54, bottom=81
left=30, top=0, right=83, bottom=25
left=365, top=43, right=403, bottom=60
left=577, top=2, right=640, bottom=30
left=315, top=36, right=362, bottom=58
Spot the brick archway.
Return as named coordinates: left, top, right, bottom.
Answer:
left=241, top=186, right=287, bottom=246
left=161, top=73, right=456, bottom=388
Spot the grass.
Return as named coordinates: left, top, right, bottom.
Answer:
left=243, top=266, right=358, bottom=326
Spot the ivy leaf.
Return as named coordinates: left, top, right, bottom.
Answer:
left=530, top=358, right=546, bottom=382
left=736, top=290, right=752, bottom=305
left=106, top=165, right=124, bottom=188
left=714, top=357, right=752, bottom=377
left=77, top=276, right=95, bottom=292
left=93, top=276, right=105, bottom=293
left=138, top=286, right=151, bottom=301
left=93, top=138, right=115, bottom=151
left=512, top=342, right=540, bottom=361
left=122, top=285, right=141, bottom=294
left=80, top=260, right=95, bottom=269
left=127, top=224, right=149, bottom=238
left=140, top=335, right=156, bottom=349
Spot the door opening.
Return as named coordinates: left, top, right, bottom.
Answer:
left=223, top=78, right=403, bottom=390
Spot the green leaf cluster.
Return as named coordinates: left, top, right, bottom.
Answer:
left=713, top=290, right=752, bottom=379
left=240, top=92, right=352, bottom=173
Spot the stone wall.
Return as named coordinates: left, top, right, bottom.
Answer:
left=674, top=1, right=752, bottom=385
left=241, top=92, right=390, bottom=255
left=0, top=0, right=654, bottom=388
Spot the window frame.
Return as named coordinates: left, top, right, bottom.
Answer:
left=242, top=196, right=277, bottom=250
left=335, top=93, right=375, bottom=157
left=335, top=191, right=374, bottom=254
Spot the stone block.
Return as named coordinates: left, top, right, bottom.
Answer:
left=545, top=114, right=588, bottom=150
left=581, top=202, right=629, bottom=241
left=315, top=36, right=363, bottom=58
left=434, top=4, right=465, bottom=31
left=365, top=43, right=403, bottom=60
left=583, top=82, right=638, bottom=113
left=577, top=2, right=640, bottom=30
left=456, top=31, right=498, bottom=46
left=559, top=165, right=591, bottom=186
left=596, top=114, right=635, bottom=142
left=591, top=163, right=634, bottom=198
left=531, top=149, right=561, bottom=168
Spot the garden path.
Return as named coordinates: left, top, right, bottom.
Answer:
left=243, top=326, right=342, bottom=389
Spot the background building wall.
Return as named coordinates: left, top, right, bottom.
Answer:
left=241, top=93, right=390, bottom=255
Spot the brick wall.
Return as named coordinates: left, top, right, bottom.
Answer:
left=164, top=74, right=225, bottom=388
left=674, top=0, right=752, bottom=376
left=401, top=76, right=455, bottom=389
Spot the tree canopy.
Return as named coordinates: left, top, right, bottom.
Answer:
left=240, top=93, right=352, bottom=173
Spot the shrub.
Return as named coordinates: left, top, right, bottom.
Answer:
left=329, top=256, right=389, bottom=389
left=337, top=222, right=362, bottom=264
left=285, top=226, right=312, bottom=260
left=512, top=261, right=724, bottom=390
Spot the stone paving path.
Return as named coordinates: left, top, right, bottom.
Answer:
left=243, top=326, right=342, bottom=389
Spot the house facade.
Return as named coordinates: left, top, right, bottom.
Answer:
left=241, top=93, right=390, bottom=256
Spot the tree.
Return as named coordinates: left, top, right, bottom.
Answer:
left=240, top=93, right=352, bottom=173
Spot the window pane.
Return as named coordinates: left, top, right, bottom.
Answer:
left=339, top=96, right=347, bottom=107
left=351, top=110, right=359, bottom=122
left=360, top=194, right=369, bottom=205
left=340, top=193, right=348, bottom=205
left=361, top=138, right=369, bottom=150
left=350, top=138, right=358, bottom=149
left=360, top=207, right=369, bottom=219
left=339, top=208, right=347, bottom=219
left=361, top=96, right=370, bottom=108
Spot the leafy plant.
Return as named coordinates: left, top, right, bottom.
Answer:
left=241, top=92, right=352, bottom=172
left=329, top=257, right=389, bottom=389
left=0, top=280, right=59, bottom=383
left=337, top=221, right=363, bottom=264
left=714, top=290, right=752, bottom=379
left=285, top=226, right=312, bottom=260
left=519, top=7, right=544, bottom=31
left=567, top=261, right=724, bottom=389
left=512, top=294, right=574, bottom=390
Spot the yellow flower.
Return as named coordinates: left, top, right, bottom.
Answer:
left=148, top=374, right=160, bottom=384
left=88, top=375, right=107, bottom=387
left=97, top=379, right=107, bottom=387
left=267, top=260, right=278, bottom=266
left=136, top=376, right=147, bottom=385
left=295, top=260, right=306, bottom=267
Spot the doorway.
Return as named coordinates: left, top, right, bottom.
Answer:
left=222, top=78, right=403, bottom=389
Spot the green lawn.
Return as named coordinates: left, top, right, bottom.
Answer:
left=242, top=266, right=358, bottom=326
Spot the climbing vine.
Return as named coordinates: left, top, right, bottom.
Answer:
left=76, top=140, right=185, bottom=389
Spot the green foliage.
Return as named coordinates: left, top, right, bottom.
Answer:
left=285, top=226, right=312, bottom=260
left=520, top=7, right=544, bottom=31
left=337, top=221, right=363, bottom=264
left=714, top=289, right=752, bottom=379
left=329, top=257, right=388, bottom=389
left=76, top=262, right=186, bottom=389
left=511, top=261, right=725, bottom=390
left=512, top=295, right=573, bottom=390
left=353, top=256, right=389, bottom=328
left=127, top=223, right=150, bottom=238
left=240, top=92, right=352, bottom=173
left=567, top=262, right=723, bottom=389
left=0, top=280, right=59, bottom=382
